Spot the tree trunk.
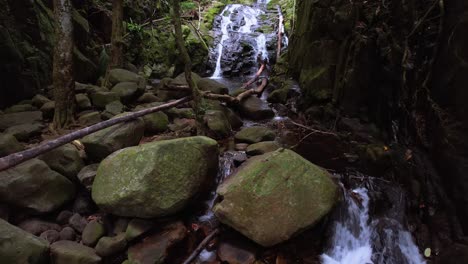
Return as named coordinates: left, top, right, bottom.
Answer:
left=109, top=0, right=124, bottom=68
left=53, top=0, right=75, bottom=129
left=172, top=0, right=204, bottom=135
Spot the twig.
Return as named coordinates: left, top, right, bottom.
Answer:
left=182, top=228, right=220, bottom=264
left=0, top=96, right=192, bottom=172
left=289, top=121, right=338, bottom=136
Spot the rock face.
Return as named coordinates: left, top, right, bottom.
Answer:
left=92, top=136, right=219, bottom=218
left=213, top=149, right=339, bottom=247
left=82, top=115, right=145, bottom=161
left=0, top=219, right=49, bottom=264
left=0, top=159, right=75, bottom=213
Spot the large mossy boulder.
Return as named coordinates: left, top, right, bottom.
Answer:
left=213, top=149, right=339, bottom=247
left=39, top=144, right=85, bottom=181
left=82, top=114, right=145, bottom=161
left=0, top=219, right=49, bottom=264
left=0, top=159, right=75, bottom=213
left=92, top=136, right=219, bottom=218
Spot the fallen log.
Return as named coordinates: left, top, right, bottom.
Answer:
left=0, top=96, right=192, bottom=172
left=201, top=77, right=269, bottom=104
left=182, top=228, right=220, bottom=264
left=240, top=63, right=266, bottom=89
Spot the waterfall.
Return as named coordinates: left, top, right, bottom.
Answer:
left=322, top=187, right=426, bottom=264
left=212, top=5, right=239, bottom=78
left=211, top=3, right=269, bottom=78
left=322, top=188, right=373, bottom=264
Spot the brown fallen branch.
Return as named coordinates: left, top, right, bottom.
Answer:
left=0, top=96, right=193, bottom=172
left=276, top=5, right=284, bottom=59
left=201, top=77, right=269, bottom=104
left=182, top=228, right=220, bottom=264
left=236, top=77, right=268, bottom=101
left=240, top=63, right=266, bottom=89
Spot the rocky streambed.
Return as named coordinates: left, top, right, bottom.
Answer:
left=0, top=1, right=437, bottom=264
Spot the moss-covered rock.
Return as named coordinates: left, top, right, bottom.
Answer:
left=81, top=220, right=105, bottom=247
left=4, top=104, right=37, bottom=113
left=0, top=219, right=49, bottom=264
left=108, top=68, right=141, bottom=85
left=78, top=111, right=101, bottom=125
left=95, top=233, right=127, bottom=257
left=204, top=110, right=232, bottom=138
left=38, top=143, right=84, bottom=181
left=0, top=133, right=23, bottom=157
left=75, top=94, right=91, bottom=110
left=234, top=126, right=276, bottom=144
left=213, top=149, right=339, bottom=247
left=239, top=96, right=275, bottom=120
left=90, top=91, right=120, bottom=109
left=0, top=111, right=42, bottom=130
left=92, top=136, right=219, bottom=218
left=267, top=88, right=289, bottom=104
left=111, top=82, right=145, bottom=103
left=198, top=78, right=229, bottom=94
left=4, top=123, right=44, bottom=141
left=82, top=114, right=145, bottom=161
left=50, top=241, right=101, bottom=264
left=246, top=141, right=280, bottom=156
left=0, top=159, right=75, bottom=213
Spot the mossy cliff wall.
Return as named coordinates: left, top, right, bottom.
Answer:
left=288, top=0, right=468, bottom=233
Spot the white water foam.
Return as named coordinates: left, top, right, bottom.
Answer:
left=211, top=4, right=267, bottom=78
left=321, top=188, right=426, bottom=264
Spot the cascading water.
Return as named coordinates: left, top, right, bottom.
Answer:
left=322, top=187, right=426, bottom=264
left=212, top=4, right=239, bottom=78
left=210, top=1, right=273, bottom=78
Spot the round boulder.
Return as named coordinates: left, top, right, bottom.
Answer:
left=92, top=136, right=219, bottom=218
left=213, top=149, right=339, bottom=247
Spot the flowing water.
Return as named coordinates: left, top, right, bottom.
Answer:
left=206, top=1, right=425, bottom=263
left=322, top=185, right=426, bottom=264
left=210, top=1, right=273, bottom=78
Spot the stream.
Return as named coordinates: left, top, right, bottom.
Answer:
left=203, top=1, right=426, bottom=263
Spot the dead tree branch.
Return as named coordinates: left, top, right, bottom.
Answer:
left=0, top=96, right=192, bottom=172
left=182, top=228, right=220, bottom=264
